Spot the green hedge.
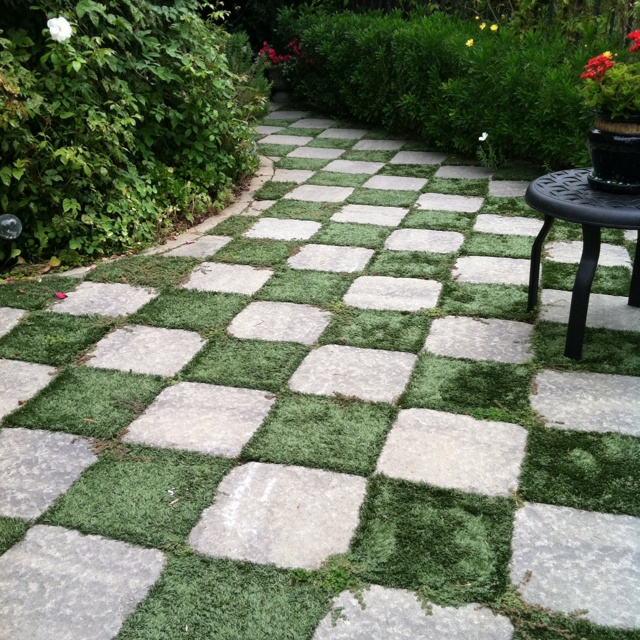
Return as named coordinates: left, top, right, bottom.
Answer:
left=278, top=9, right=621, bottom=168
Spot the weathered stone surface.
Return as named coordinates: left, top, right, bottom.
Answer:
left=293, top=118, right=337, bottom=128
left=377, top=409, right=527, bottom=497
left=425, top=316, right=533, bottom=363
left=87, top=325, right=205, bottom=376
left=417, top=193, right=484, bottom=213
left=188, top=462, right=367, bottom=569
left=531, top=370, right=640, bottom=436
left=228, top=301, right=331, bottom=345
left=363, top=175, right=427, bottom=191
left=511, top=503, right=640, bottom=629
left=260, top=134, right=312, bottom=146
left=624, top=229, right=638, bottom=242
left=0, top=429, right=96, bottom=520
left=288, top=244, right=373, bottom=273
left=265, top=110, right=310, bottom=120
left=182, top=262, right=273, bottom=295
left=289, top=344, right=416, bottom=403
left=163, top=235, right=232, bottom=258
left=244, top=218, right=321, bottom=241
left=489, top=180, right=530, bottom=197
left=331, top=204, right=408, bottom=227
left=0, top=359, right=56, bottom=420
left=453, top=256, right=532, bottom=285
left=124, top=382, right=275, bottom=457
left=256, top=125, right=284, bottom=135
left=352, top=139, right=405, bottom=151
left=284, top=185, right=354, bottom=203
left=318, top=128, right=368, bottom=140
left=51, top=281, right=158, bottom=317
left=313, top=585, right=514, bottom=640
left=323, top=159, right=384, bottom=175
left=0, top=307, right=25, bottom=338
left=435, top=165, right=494, bottom=179
left=0, top=525, right=166, bottom=640
left=287, top=147, right=344, bottom=160
left=344, top=276, right=441, bottom=311
left=272, top=168, right=315, bottom=184
left=390, top=151, right=447, bottom=165
left=545, top=241, right=631, bottom=268
left=474, top=214, right=543, bottom=237
left=385, top=228, right=464, bottom=253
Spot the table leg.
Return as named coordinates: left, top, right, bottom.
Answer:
left=565, top=224, right=601, bottom=360
left=528, top=215, right=554, bottom=311
left=629, top=230, right=640, bottom=308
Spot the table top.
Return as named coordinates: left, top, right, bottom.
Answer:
left=525, top=169, right=640, bottom=230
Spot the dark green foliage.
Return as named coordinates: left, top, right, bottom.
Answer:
left=214, top=238, right=299, bottom=267
left=312, top=222, right=391, bottom=249
left=367, top=250, right=454, bottom=280
left=439, top=283, right=534, bottom=322
left=541, top=262, right=631, bottom=296
left=0, top=516, right=29, bottom=555
left=255, top=269, right=354, bottom=305
left=0, top=277, right=79, bottom=310
left=86, top=256, right=198, bottom=289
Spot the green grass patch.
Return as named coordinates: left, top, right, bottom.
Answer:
left=311, top=222, right=391, bottom=249
left=363, top=129, right=404, bottom=140
left=260, top=117, right=299, bottom=127
left=307, top=172, right=370, bottom=188
left=0, top=311, right=112, bottom=366
left=283, top=127, right=324, bottom=137
left=366, top=250, right=454, bottom=280
left=257, top=143, right=297, bottom=156
left=541, top=262, right=631, bottom=296
left=306, top=138, right=355, bottom=150
left=426, top=177, right=488, bottom=197
left=0, top=276, right=80, bottom=310
left=264, top=199, right=339, bottom=221
left=462, top=233, right=532, bottom=259
left=5, top=367, right=166, bottom=439
left=492, top=165, right=545, bottom=181
left=519, top=428, right=640, bottom=517
left=41, top=446, right=232, bottom=553
left=255, top=269, right=354, bottom=305
left=478, top=196, right=537, bottom=218
left=341, top=150, right=395, bottom=163
left=347, top=188, right=419, bottom=208
left=378, top=164, right=437, bottom=179
left=441, top=154, right=481, bottom=166
left=349, top=476, right=515, bottom=605
left=401, top=140, right=438, bottom=151
left=242, top=394, right=396, bottom=475
left=207, top=216, right=255, bottom=237
left=402, top=209, right=474, bottom=231
left=253, top=180, right=297, bottom=200
left=548, top=221, right=624, bottom=244
left=439, top=283, right=534, bottom=322
left=214, top=238, right=299, bottom=267
left=275, top=157, right=329, bottom=171
left=87, top=256, right=198, bottom=289
left=0, top=516, right=29, bottom=556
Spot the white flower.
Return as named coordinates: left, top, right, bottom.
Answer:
left=47, top=17, right=72, bottom=43
left=479, top=132, right=489, bottom=142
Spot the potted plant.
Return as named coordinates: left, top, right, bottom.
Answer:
left=581, top=31, right=640, bottom=193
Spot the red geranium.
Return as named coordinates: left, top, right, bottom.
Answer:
left=580, top=52, right=615, bottom=81
left=628, top=30, right=640, bottom=53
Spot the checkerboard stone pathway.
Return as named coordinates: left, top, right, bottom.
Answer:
left=288, top=244, right=374, bottom=272
left=0, top=307, right=25, bottom=338
left=385, top=228, right=464, bottom=253
left=545, top=240, right=631, bottom=268
left=453, top=256, right=531, bottom=285
left=331, top=204, right=408, bottom=227
left=0, top=358, right=55, bottom=420
left=244, top=217, right=321, bottom=240
left=344, top=275, right=441, bottom=311
left=163, top=234, right=231, bottom=258
left=182, top=262, right=273, bottom=295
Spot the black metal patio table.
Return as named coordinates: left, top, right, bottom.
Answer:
left=525, top=169, right=640, bottom=360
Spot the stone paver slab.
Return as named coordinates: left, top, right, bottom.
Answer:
left=284, top=185, right=354, bottom=203
left=390, top=151, right=447, bottom=165
left=189, top=462, right=367, bottom=569
left=182, top=262, right=273, bottom=295
left=0, top=525, right=165, bottom=640
left=228, top=301, right=331, bottom=345
left=265, top=110, right=310, bottom=120
left=344, top=276, right=441, bottom=311
left=257, top=125, right=284, bottom=135
left=293, top=118, right=337, bottom=128
left=417, top=193, right=484, bottom=213
left=318, top=128, right=368, bottom=140
left=352, top=139, right=405, bottom=151
left=163, top=235, right=232, bottom=258
left=323, top=159, right=384, bottom=175
left=331, top=204, right=408, bottom=227
left=0, top=429, right=96, bottom=520
left=0, top=307, right=26, bottom=338
left=435, top=165, right=494, bottom=179
left=288, top=244, right=374, bottom=273
left=314, top=585, right=514, bottom=640
left=287, top=147, right=344, bottom=160
left=385, top=228, right=464, bottom=253
left=531, top=370, right=640, bottom=436
left=545, top=241, right=631, bottom=268
left=244, top=218, right=321, bottom=241
left=363, top=175, right=427, bottom=191
left=271, top=168, right=315, bottom=184
left=474, top=214, right=543, bottom=237
left=260, top=134, right=312, bottom=146
left=0, top=359, right=56, bottom=420
left=51, top=281, right=158, bottom=317
left=289, top=344, right=416, bottom=403
left=489, top=180, right=530, bottom=197
left=124, top=382, right=275, bottom=457
left=453, top=256, right=532, bottom=285
left=87, top=325, right=204, bottom=376
left=425, top=316, right=533, bottom=363
left=377, top=409, right=527, bottom=497
left=624, top=229, right=638, bottom=242
left=511, top=503, right=640, bottom=629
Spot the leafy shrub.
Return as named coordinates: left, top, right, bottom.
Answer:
left=0, top=0, right=268, bottom=262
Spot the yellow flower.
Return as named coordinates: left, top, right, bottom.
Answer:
left=490, top=24, right=499, bottom=31
left=475, top=15, right=480, bottom=20
left=480, top=23, right=486, bottom=30
left=466, top=39, right=474, bottom=47
left=603, top=51, right=612, bottom=57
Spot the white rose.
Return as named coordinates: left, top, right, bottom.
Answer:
left=47, top=17, right=72, bottom=43
left=479, top=132, right=489, bottom=142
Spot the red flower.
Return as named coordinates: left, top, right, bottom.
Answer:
left=581, top=53, right=615, bottom=81
left=628, top=30, right=640, bottom=52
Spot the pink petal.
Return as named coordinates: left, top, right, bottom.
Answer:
left=55, top=292, right=68, bottom=299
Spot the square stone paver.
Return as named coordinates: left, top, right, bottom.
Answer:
left=244, top=218, right=321, bottom=241
left=389, top=151, right=447, bottom=165
left=260, top=134, right=313, bottom=146
left=289, top=344, right=416, bottom=403
left=384, top=228, right=464, bottom=253
left=417, top=193, right=484, bottom=213
left=331, top=204, right=408, bottom=227
left=363, top=175, right=427, bottom=191
left=288, top=244, right=374, bottom=273
left=123, top=382, right=275, bottom=457
left=344, top=276, right=441, bottom=311
left=435, top=165, right=494, bottom=179
left=228, top=301, right=331, bottom=345
left=425, top=316, right=533, bottom=363
left=0, top=359, right=56, bottom=420
left=323, top=160, right=384, bottom=175
left=51, top=281, right=158, bottom=317
left=313, top=586, right=514, bottom=640
left=287, top=147, right=344, bottom=160
left=0, top=525, right=166, bottom=640
left=489, top=180, right=530, bottom=197
left=293, top=118, right=337, bottom=128
left=376, top=409, right=527, bottom=497
left=0, top=307, right=26, bottom=338
left=453, top=256, right=532, bottom=285
left=284, top=185, right=354, bottom=203
left=540, top=289, right=640, bottom=332
left=0, top=428, right=96, bottom=520
left=474, top=214, right=543, bottom=237
left=545, top=241, right=631, bottom=268
left=87, top=325, right=205, bottom=376
left=188, top=462, right=367, bottom=569
left=511, top=503, right=640, bottom=628
left=163, top=235, right=232, bottom=258
left=271, top=168, right=315, bottom=184
left=256, top=125, right=283, bottom=135
left=352, top=139, right=405, bottom=151
left=265, top=110, right=310, bottom=120
left=531, top=370, right=640, bottom=436
left=318, top=128, right=368, bottom=140
left=182, top=262, right=273, bottom=295
left=624, top=229, right=638, bottom=242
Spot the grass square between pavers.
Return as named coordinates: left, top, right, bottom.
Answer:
left=439, top=283, right=534, bottom=322
left=206, top=216, right=255, bottom=237
left=401, top=140, right=439, bottom=151
left=402, top=209, right=474, bottom=232
left=241, top=394, right=396, bottom=476
left=306, top=137, right=355, bottom=150
left=264, top=199, right=339, bottom=221
left=541, top=262, right=631, bottom=296
left=283, top=127, right=324, bottom=137
left=5, top=367, right=167, bottom=439
left=478, top=196, right=538, bottom=218
left=366, top=250, right=454, bottom=281
left=347, top=188, right=419, bottom=208
left=348, top=476, right=515, bottom=606
left=378, top=164, right=437, bottom=180
left=257, top=143, right=297, bottom=156
left=307, top=172, right=370, bottom=188
left=87, top=256, right=198, bottom=289
left=0, top=276, right=80, bottom=311
left=0, top=516, right=29, bottom=556
left=426, top=177, right=488, bottom=197
left=0, top=311, right=113, bottom=366
left=260, top=117, right=299, bottom=127
left=116, top=555, right=331, bottom=640
left=213, top=238, right=300, bottom=268
left=401, top=354, right=536, bottom=425
left=40, top=445, right=233, bottom=553
left=312, top=222, right=392, bottom=249
left=183, top=333, right=309, bottom=393
left=462, top=233, right=532, bottom=259
left=275, top=157, right=330, bottom=171
left=320, top=307, right=432, bottom=353
left=519, top=427, right=640, bottom=517
left=342, top=150, right=395, bottom=163
left=255, top=269, right=354, bottom=306
left=548, top=220, right=624, bottom=244
left=129, top=290, right=248, bottom=336
left=254, top=180, right=297, bottom=201
left=492, top=165, right=546, bottom=181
